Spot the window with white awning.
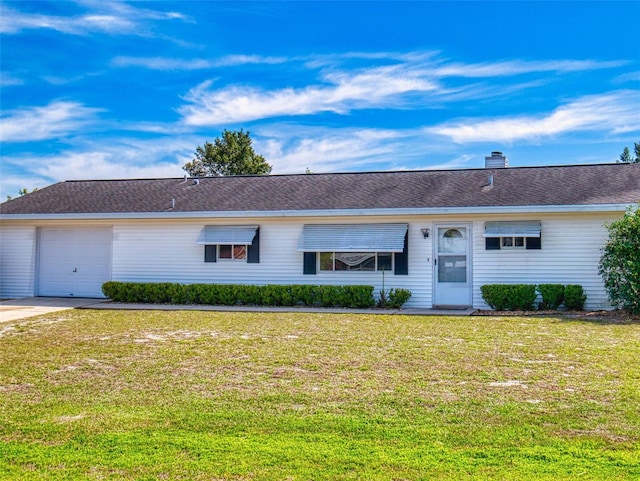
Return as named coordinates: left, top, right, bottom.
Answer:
left=298, top=223, right=408, bottom=252
left=484, top=221, right=541, bottom=250
left=299, top=224, right=409, bottom=275
left=196, top=225, right=260, bottom=263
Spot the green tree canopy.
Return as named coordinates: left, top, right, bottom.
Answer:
left=599, top=206, right=640, bottom=313
left=617, top=142, right=640, bottom=163
left=183, top=129, right=272, bottom=177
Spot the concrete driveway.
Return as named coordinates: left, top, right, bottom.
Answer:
left=0, top=297, right=107, bottom=323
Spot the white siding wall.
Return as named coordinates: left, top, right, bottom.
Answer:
left=1, top=210, right=622, bottom=309
left=0, top=226, right=36, bottom=298
left=472, top=213, right=618, bottom=310
left=111, top=217, right=433, bottom=307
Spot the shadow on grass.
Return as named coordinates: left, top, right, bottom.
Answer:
left=472, top=309, right=640, bottom=325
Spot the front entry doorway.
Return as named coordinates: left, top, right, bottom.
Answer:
left=434, top=225, right=472, bottom=307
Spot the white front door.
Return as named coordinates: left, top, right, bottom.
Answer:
left=434, top=225, right=471, bottom=307
left=38, top=228, right=112, bottom=298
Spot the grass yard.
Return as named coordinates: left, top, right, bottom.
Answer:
left=0, top=310, right=638, bottom=480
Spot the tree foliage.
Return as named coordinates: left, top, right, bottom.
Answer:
left=617, top=142, right=640, bottom=163
left=182, top=129, right=272, bottom=177
left=599, top=206, right=640, bottom=313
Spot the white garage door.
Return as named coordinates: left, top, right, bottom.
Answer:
left=38, top=228, right=112, bottom=298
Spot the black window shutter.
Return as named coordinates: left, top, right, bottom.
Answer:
left=486, top=237, right=501, bottom=250
left=394, top=232, right=409, bottom=275
left=204, top=245, right=217, bottom=262
left=247, top=228, right=260, bottom=263
left=526, top=236, right=541, bottom=250
left=303, top=252, right=317, bottom=275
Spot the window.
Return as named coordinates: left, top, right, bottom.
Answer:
left=299, top=224, right=408, bottom=275
left=484, top=221, right=541, bottom=250
left=501, top=236, right=525, bottom=248
left=219, top=244, right=247, bottom=260
left=198, top=225, right=260, bottom=263
left=319, top=252, right=392, bottom=271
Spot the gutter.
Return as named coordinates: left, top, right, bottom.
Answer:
left=0, top=203, right=633, bottom=221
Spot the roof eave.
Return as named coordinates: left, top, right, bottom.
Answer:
left=0, top=203, right=634, bottom=221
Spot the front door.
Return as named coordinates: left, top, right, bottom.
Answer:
left=434, top=225, right=471, bottom=307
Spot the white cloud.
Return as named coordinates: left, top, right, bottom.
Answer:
left=177, top=51, right=630, bottom=126
left=0, top=135, right=194, bottom=199
left=427, top=90, right=640, bottom=143
left=0, top=101, right=102, bottom=142
left=0, top=72, right=23, bottom=87
left=179, top=65, right=440, bottom=126
left=111, top=54, right=288, bottom=70
left=432, top=59, right=628, bottom=78
left=0, top=2, right=188, bottom=36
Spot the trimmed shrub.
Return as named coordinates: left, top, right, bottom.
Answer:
left=537, top=284, right=565, bottom=310
left=102, top=282, right=375, bottom=309
left=564, top=285, right=587, bottom=311
left=480, top=284, right=537, bottom=311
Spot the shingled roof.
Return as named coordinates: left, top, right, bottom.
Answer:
left=1, top=163, right=639, bottom=216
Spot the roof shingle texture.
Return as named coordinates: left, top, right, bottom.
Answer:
left=2, top=164, right=639, bottom=215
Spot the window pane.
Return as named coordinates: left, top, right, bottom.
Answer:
left=233, top=245, right=247, bottom=259
left=439, top=228, right=466, bottom=254
left=334, top=253, right=375, bottom=271
left=514, top=237, right=525, bottom=247
left=501, top=237, right=514, bottom=247
left=438, top=255, right=466, bottom=283
left=377, top=253, right=392, bottom=271
left=319, top=252, right=334, bottom=271
left=219, top=245, right=232, bottom=259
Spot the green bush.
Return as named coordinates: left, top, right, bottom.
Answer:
left=480, top=284, right=537, bottom=311
left=563, top=285, right=587, bottom=311
left=537, top=284, right=565, bottom=310
left=388, top=288, right=412, bottom=308
left=599, top=206, right=640, bottom=313
left=103, top=282, right=375, bottom=309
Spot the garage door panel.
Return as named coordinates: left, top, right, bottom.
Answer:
left=38, top=228, right=112, bottom=298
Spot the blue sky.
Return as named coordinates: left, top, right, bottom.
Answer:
left=1, top=1, right=639, bottom=199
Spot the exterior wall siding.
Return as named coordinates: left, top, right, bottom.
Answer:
left=472, top=213, right=618, bottom=310
left=0, top=226, right=36, bottom=298
left=111, top=217, right=433, bottom=307
left=0, top=210, right=623, bottom=309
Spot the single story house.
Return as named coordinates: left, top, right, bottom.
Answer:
left=1, top=156, right=639, bottom=310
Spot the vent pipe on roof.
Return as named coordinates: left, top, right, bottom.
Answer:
left=485, top=151, right=508, bottom=168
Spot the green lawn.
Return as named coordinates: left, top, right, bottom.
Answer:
left=1, top=310, right=638, bottom=480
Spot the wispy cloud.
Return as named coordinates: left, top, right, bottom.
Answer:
left=179, top=65, right=440, bottom=125
left=427, top=90, right=640, bottom=143
left=0, top=135, right=193, bottom=198
left=432, top=59, right=629, bottom=78
left=0, top=72, right=23, bottom=87
left=177, top=52, right=630, bottom=126
left=0, top=1, right=188, bottom=36
left=0, top=101, right=103, bottom=142
left=111, top=54, right=288, bottom=70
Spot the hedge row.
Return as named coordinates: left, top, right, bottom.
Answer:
left=102, top=282, right=382, bottom=309
left=480, top=284, right=587, bottom=311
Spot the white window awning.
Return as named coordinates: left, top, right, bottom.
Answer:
left=483, top=221, right=541, bottom=238
left=196, top=225, right=258, bottom=245
left=298, top=224, right=408, bottom=252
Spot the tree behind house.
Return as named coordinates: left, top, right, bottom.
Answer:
left=617, top=142, right=640, bottom=163
left=183, top=129, right=272, bottom=176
